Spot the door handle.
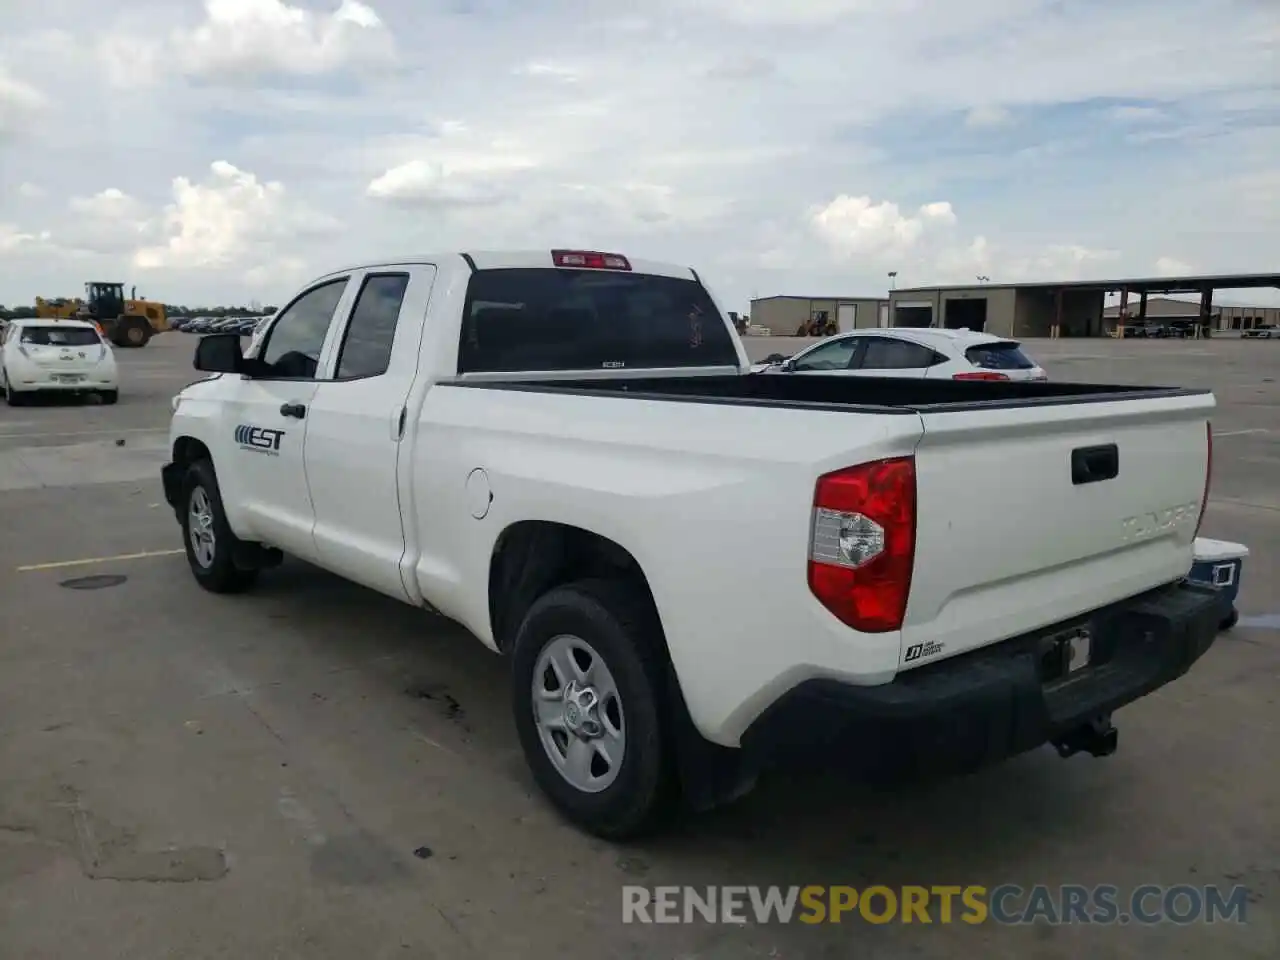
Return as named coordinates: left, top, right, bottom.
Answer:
left=280, top=402, right=307, bottom=419
left=1071, top=444, right=1118, bottom=485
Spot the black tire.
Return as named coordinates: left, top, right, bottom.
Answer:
left=100, top=389, right=119, bottom=405
left=115, top=317, right=151, bottom=348
left=511, top=579, right=677, bottom=840
left=179, top=459, right=259, bottom=593
left=4, top=375, right=23, bottom=406
left=1220, top=609, right=1239, bottom=631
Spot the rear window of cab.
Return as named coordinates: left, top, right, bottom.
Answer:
left=458, top=268, right=739, bottom=373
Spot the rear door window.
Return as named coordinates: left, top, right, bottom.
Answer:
left=333, top=274, right=410, bottom=379
left=858, top=337, right=940, bottom=369
left=458, top=269, right=738, bottom=373
left=964, top=341, right=1036, bottom=370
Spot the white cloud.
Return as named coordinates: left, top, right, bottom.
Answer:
left=965, top=105, right=1013, bottom=128
left=811, top=195, right=957, bottom=261
left=679, top=0, right=904, bottom=26
left=366, top=159, right=510, bottom=207
left=1107, top=105, right=1168, bottom=124
left=0, top=223, right=50, bottom=253
left=185, top=0, right=392, bottom=77
left=1, top=0, right=1278, bottom=308
left=705, top=55, right=776, bottom=81
left=16, top=181, right=45, bottom=199
left=1155, top=256, right=1195, bottom=275
left=516, top=61, right=583, bottom=82
left=134, top=161, right=338, bottom=271
left=69, top=187, right=148, bottom=221
left=0, top=65, right=46, bottom=138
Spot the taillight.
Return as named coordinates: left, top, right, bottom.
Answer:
left=808, top=457, right=916, bottom=633
left=953, top=371, right=1008, bottom=381
left=551, top=250, right=631, bottom=270
left=1194, top=422, right=1212, bottom=537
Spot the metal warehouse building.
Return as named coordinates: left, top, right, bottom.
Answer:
left=885, top=272, right=1280, bottom=338
left=750, top=296, right=889, bottom=335
left=754, top=272, right=1279, bottom=339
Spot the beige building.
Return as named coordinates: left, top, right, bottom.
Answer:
left=750, top=296, right=889, bottom=335
left=760, top=273, right=1278, bottom=339
left=888, top=284, right=1106, bottom=338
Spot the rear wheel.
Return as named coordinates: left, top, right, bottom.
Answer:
left=3, top=369, right=24, bottom=407
left=511, top=579, right=676, bottom=839
left=99, top=389, right=119, bottom=405
left=180, top=459, right=259, bottom=593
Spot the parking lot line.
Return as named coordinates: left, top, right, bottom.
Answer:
left=16, top=548, right=184, bottom=572
left=1215, top=428, right=1268, bottom=437
left=0, top=427, right=167, bottom=440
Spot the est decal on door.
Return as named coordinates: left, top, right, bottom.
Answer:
left=235, top=424, right=285, bottom=455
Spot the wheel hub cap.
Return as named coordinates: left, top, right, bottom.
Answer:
left=188, top=486, right=217, bottom=568
left=561, top=681, right=603, bottom=738
left=531, top=634, right=626, bottom=794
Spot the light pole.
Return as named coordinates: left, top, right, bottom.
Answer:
left=977, top=275, right=990, bottom=284
left=888, top=271, right=898, bottom=290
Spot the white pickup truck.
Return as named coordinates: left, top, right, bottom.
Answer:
left=162, top=249, right=1226, bottom=838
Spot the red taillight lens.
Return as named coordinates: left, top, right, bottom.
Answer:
left=1195, top=422, right=1212, bottom=537
left=551, top=250, right=631, bottom=270
left=953, top=371, right=1009, bottom=381
left=808, top=457, right=917, bottom=633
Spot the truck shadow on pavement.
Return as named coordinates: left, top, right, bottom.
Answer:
left=229, top=559, right=1137, bottom=883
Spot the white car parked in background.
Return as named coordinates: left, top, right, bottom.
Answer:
left=1, top=318, right=119, bottom=406
left=751, top=327, right=1048, bottom=381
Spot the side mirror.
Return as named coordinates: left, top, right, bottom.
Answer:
left=194, top=333, right=245, bottom=374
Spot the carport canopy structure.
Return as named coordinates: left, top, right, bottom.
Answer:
left=894, top=272, right=1279, bottom=337
left=1094, top=272, right=1280, bottom=333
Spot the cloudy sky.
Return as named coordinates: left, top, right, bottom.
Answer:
left=1, top=0, right=1277, bottom=311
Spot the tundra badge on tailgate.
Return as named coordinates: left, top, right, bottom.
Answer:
left=904, top=640, right=945, bottom=664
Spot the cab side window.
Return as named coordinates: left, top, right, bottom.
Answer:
left=258, top=279, right=348, bottom=379
left=333, top=274, right=410, bottom=380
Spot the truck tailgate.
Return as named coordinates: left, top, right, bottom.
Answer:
left=901, top=391, right=1214, bottom=667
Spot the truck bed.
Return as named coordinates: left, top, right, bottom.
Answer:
left=451, top=371, right=1207, bottom=412
left=440, top=367, right=1214, bottom=692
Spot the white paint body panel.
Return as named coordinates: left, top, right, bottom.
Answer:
left=168, top=252, right=1215, bottom=748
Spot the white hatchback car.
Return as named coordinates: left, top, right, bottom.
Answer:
left=751, top=327, right=1048, bottom=381
left=1, top=318, right=119, bottom=406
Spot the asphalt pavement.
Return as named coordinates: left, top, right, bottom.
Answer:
left=1, top=333, right=1276, bottom=959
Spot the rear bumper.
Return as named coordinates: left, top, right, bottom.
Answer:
left=9, top=375, right=116, bottom=391
left=735, top=579, right=1227, bottom=781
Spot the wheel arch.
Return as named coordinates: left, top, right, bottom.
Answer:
left=486, top=520, right=666, bottom=658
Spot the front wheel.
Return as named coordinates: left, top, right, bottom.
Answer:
left=180, top=459, right=259, bottom=593
left=511, top=579, right=676, bottom=840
